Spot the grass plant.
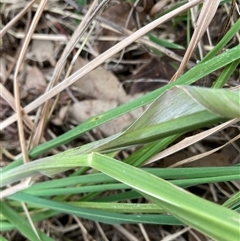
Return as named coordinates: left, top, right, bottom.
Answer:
left=1, top=0, right=239, bottom=240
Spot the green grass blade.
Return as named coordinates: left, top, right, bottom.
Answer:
left=0, top=235, right=8, bottom=241
left=213, top=59, right=240, bottom=88
left=0, top=210, right=61, bottom=232
left=69, top=201, right=164, bottom=213
left=202, top=18, right=240, bottom=62
left=124, top=135, right=179, bottom=166
left=22, top=174, right=239, bottom=197
left=95, top=190, right=140, bottom=202
left=181, top=86, right=240, bottom=118
left=89, top=153, right=240, bottom=241
left=149, top=33, right=185, bottom=49
left=8, top=193, right=182, bottom=225
left=0, top=202, right=53, bottom=241
left=223, top=192, right=240, bottom=211
left=22, top=166, right=239, bottom=190
left=1, top=112, right=223, bottom=187
left=3, top=44, right=240, bottom=172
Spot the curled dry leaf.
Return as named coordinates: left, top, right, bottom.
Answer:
left=72, top=57, right=127, bottom=102
left=68, top=99, right=129, bottom=136
left=25, top=66, right=47, bottom=93
left=30, top=39, right=55, bottom=66
left=68, top=94, right=146, bottom=136
left=51, top=105, right=70, bottom=126
left=69, top=99, right=118, bottom=124
left=70, top=57, right=146, bottom=136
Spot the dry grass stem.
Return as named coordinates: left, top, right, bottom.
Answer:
left=113, top=224, right=140, bottom=241
left=29, top=0, right=104, bottom=148
left=170, top=0, right=220, bottom=82
left=0, top=0, right=36, bottom=37
left=169, top=134, right=240, bottom=167
left=1, top=0, right=203, bottom=130
left=13, top=0, right=48, bottom=163
left=145, top=119, right=238, bottom=165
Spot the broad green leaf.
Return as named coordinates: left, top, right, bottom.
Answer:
left=93, top=86, right=236, bottom=152
left=181, top=86, right=240, bottom=118
left=3, top=44, right=240, bottom=172
left=88, top=153, right=240, bottom=241
left=3, top=85, right=240, bottom=187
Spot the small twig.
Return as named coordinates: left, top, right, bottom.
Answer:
left=94, top=221, right=109, bottom=241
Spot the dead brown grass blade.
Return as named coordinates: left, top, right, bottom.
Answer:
left=0, top=0, right=36, bottom=37
left=218, top=0, right=237, bottom=42
left=169, top=134, right=240, bottom=167
left=170, top=0, right=220, bottom=82
left=1, top=0, right=203, bottom=129
left=0, top=83, right=33, bottom=130
left=13, top=0, right=48, bottom=164
left=145, top=119, right=238, bottom=165
left=30, top=0, right=109, bottom=147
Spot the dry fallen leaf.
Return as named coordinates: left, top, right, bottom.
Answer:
left=68, top=94, right=146, bottom=136
left=72, top=57, right=127, bottom=102
left=69, top=99, right=118, bottom=123
left=183, top=153, right=231, bottom=167
left=68, top=99, right=132, bottom=136
left=97, top=2, right=135, bottom=53
left=25, top=66, right=47, bottom=93
left=129, top=58, right=174, bottom=94
left=51, top=105, right=70, bottom=126
left=30, top=39, right=55, bottom=66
